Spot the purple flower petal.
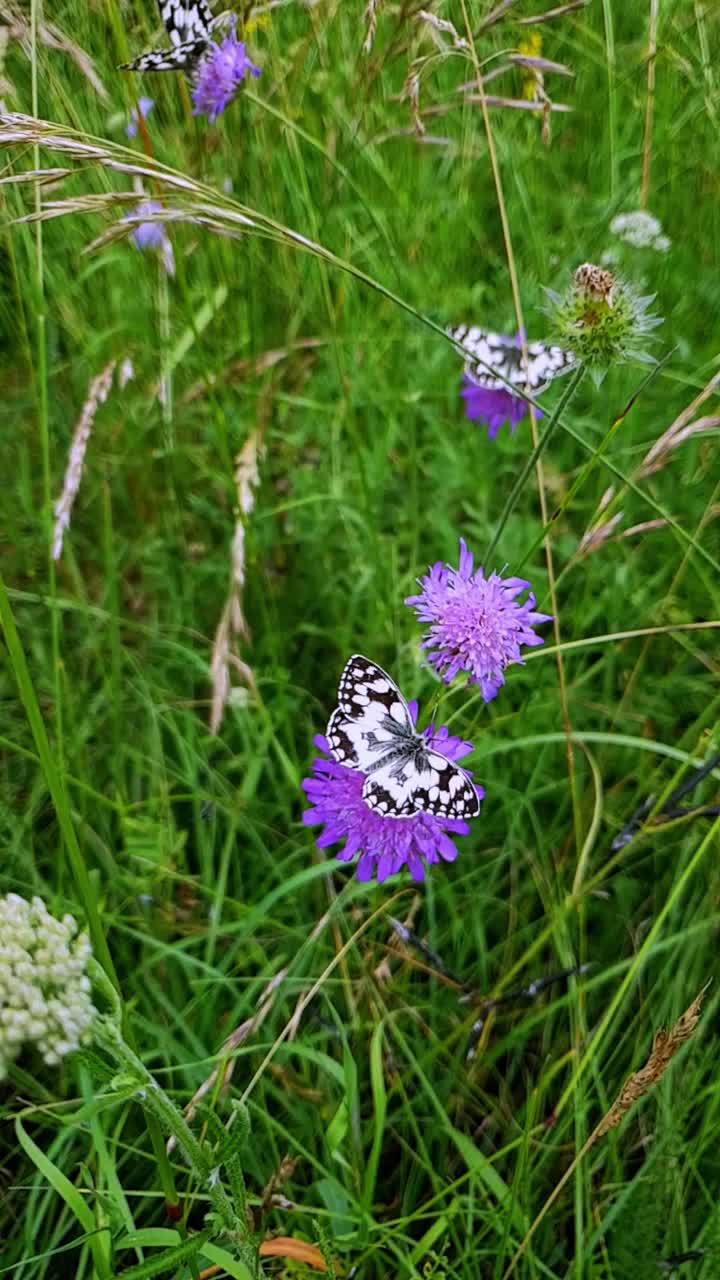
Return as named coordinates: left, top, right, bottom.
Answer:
left=192, top=20, right=260, bottom=124
left=461, top=377, right=538, bottom=439
left=126, top=200, right=175, bottom=275
left=126, top=97, right=154, bottom=138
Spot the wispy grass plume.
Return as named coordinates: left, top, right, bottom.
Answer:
left=52, top=359, right=116, bottom=560
left=504, top=983, right=710, bottom=1277
left=209, top=430, right=263, bottom=733
left=638, top=371, right=720, bottom=477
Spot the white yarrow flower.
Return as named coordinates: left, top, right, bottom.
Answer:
left=609, top=210, right=670, bottom=252
left=0, top=895, right=96, bottom=1079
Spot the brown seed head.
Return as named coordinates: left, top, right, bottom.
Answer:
left=574, top=262, right=615, bottom=303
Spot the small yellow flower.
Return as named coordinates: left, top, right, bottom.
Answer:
left=243, top=13, right=270, bottom=36
left=517, top=32, right=542, bottom=100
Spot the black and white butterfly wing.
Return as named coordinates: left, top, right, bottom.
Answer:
left=326, top=655, right=480, bottom=820
left=120, top=37, right=207, bottom=72
left=448, top=324, right=574, bottom=394
left=362, top=747, right=480, bottom=820
left=156, top=0, right=213, bottom=46
left=524, top=339, right=575, bottom=392
left=120, top=0, right=213, bottom=72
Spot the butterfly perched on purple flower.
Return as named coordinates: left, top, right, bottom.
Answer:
left=303, top=656, right=483, bottom=883
left=120, top=0, right=259, bottom=122
left=449, top=325, right=574, bottom=439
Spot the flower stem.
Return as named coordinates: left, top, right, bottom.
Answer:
left=93, top=1014, right=259, bottom=1274
left=484, top=364, right=586, bottom=565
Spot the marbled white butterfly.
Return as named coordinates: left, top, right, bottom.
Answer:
left=448, top=325, right=575, bottom=395
left=120, top=0, right=217, bottom=74
left=327, top=655, right=480, bottom=820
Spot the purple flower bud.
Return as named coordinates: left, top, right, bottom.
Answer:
left=126, top=97, right=155, bottom=138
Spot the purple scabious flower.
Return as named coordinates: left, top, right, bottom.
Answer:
left=126, top=97, right=154, bottom=138
left=127, top=200, right=175, bottom=276
left=192, top=21, right=260, bottom=124
left=302, top=712, right=483, bottom=884
left=460, top=331, right=543, bottom=440
left=406, top=539, right=552, bottom=702
left=461, top=376, right=537, bottom=440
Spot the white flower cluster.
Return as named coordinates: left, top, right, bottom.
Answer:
left=609, top=211, right=670, bottom=252
left=0, top=894, right=96, bottom=1079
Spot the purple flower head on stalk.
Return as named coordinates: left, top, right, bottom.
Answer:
left=406, top=539, right=552, bottom=702
left=125, top=97, right=154, bottom=138
left=302, top=711, right=483, bottom=884
left=460, top=331, right=543, bottom=439
left=192, top=20, right=260, bottom=124
left=127, top=200, right=175, bottom=276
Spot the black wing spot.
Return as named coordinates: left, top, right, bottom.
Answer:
left=326, top=710, right=359, bottom=766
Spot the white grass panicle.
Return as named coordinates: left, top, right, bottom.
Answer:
left=209, top=429, right=263, bottom=734
left=52, top=359, right=116, bottom=560
left=362, top=0, right=382, bottom=53
left=1, top=0, right=108, bottom=100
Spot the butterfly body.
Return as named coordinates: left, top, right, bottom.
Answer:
left=120, top=0, right=216, bottom=73
left=449, top=324, right=574, bottom=394
left=327, top=655, right=480, bottom=820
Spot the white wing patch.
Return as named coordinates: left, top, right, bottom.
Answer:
left=449, top=324, right=575, bottom=394
left=326, top=655, right=480, bottom=820
left=158, top=0, right=213, bottom=45
left=120, top=0, right=214, bottom=73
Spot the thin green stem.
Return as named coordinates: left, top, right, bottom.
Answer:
left=30, top=0, right=63, bottom=774
left=602, top=0, right=618, bottom=199
left=0, top=569, right=117, bottom=983
left=485, top=364, right=586, bottom=564
left=516, top=351, right=673, bottom=573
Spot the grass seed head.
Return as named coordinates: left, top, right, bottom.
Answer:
left=597, top=984, right=709, bottom=1137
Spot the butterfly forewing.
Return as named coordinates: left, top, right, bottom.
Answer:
left=448, top=324, right=574, bottom=394
left=121, top=37, right=207, bottom=72
left=156, top=0, right=212, bottom=45
left=120, top=0, right=213, bottom=72
left=326, top=655, right=480, bottom=820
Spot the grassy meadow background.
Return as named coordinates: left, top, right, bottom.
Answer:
left=1, top=0, right=720, bottom=1276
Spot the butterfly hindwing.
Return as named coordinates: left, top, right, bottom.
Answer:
left=326, top=655, right=480, bottom=820
left=362, top=748, right=480, bottom=820
left=448, top=324, right=574, bottom=394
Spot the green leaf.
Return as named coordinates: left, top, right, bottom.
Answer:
left=114, top=1228, right=211, bottom=1278
left=202, top=1242, right=255, bottom=1280
left=15, top=1115, right=112, bottom=1280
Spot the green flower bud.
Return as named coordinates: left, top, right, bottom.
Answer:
left=544, top=262, right=663, bottom=380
